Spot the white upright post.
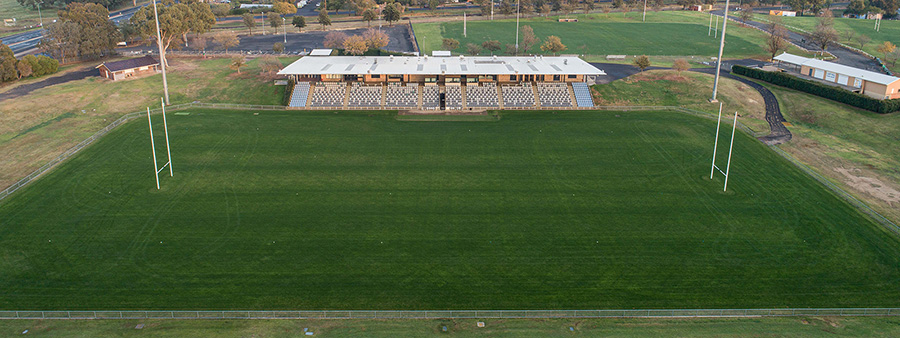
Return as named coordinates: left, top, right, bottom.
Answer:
left=463, top=12, right=467, bottom=38
left=711, top=0, right=730, bottom=102
left=714, top=14, right=718, bottom=38
left=709, top=13, right=713, bottom=36
left=642, top=0, right=647, bottom=22
left=161, top=98, right=173, bottom=177
left=515, top=0, right=520, bottom=55
left=153, top=0, right=170, bottom=105
left=723, top=111, right=737, bottom=192
left=147, top=107, right=160, bottom=190
left=710, top=102, right=722, bottom=179
left=491, top=0, right=494, bottom=20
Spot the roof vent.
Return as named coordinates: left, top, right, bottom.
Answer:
left=564, top=59, right=568, bottom=65
left=390, top=55, right=394, bottom=61
left=493, top=55, right=497, bottom=60
left=460, top=55, right=464, bottom=60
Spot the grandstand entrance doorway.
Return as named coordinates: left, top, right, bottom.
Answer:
left=439, top=92, right=446, bottom=110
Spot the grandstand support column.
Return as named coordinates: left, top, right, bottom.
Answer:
left=710, top=0, right=730, bottom=103
left=153, top=0, right=170, bottom=105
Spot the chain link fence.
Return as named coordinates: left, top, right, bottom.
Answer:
left=0, top=308, right=898, bottom=320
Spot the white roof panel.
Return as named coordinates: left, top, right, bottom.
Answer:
left=277, top=56, right=605, bottom=76
left=432, top=50, right=452, bottom=57
left=309, top=49, right=334, bottom=56
left=774, top=52, right=899, bottom=85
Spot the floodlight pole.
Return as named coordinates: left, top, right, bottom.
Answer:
left=710, top=102, right=722, bottom=179
left=37, top=1, right=44, bottom=28
left=147, top=107, right=160, bottom=190
left=642, top=0, right=646, bottom=22
left=161, top=98, right=173, bottom=177
left=153, top=0, right=170, bottom=105
left=711, top=0, right=730, bottom=102
left=491, top=0, right=494, bottom=20
left=515, top=0, right=520, bottom=55
left=283, top=17, right=287, bottom=44
left=723, top=110, right=737, bottom=192
left=463, top=12, right=467, bottom=37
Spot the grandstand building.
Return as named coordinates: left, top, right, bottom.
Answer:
left=278, top=50, right=605, bottom=110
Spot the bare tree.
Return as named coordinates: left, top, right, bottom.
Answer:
left=855, top=34, right=871, bottom=50
left=214, top=31, right=240, bottom=53
left=765, top=22, right=790, bottom=60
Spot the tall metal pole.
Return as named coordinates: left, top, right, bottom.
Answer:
left=161, top=98, right=173, bottom=177
left=642, top=0, right=647, bottom=22
left=283, top=17, right=287, bottom=43
left=153, top=1, right=170, bottom=105
left=723, top=110, right=737, bottom=191
left=147, top=107, right=160, bottom=190
left=711, top=0, right=730, bottom=102
left=515, top=0, right=520, bottom=55
left=463, top=12, right=467, bottom=38
left=709, top=12, right=713, bottom=36
left=37, top=1, right=43, bottom=28
left=491, top=0, right=494, bottom=20
left=714, top=14, right=718, bottom=38
left=710, top=102, right=722, bottom=179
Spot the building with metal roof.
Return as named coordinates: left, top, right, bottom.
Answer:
left=96, top=56, right=160, bottom=81
left=774, top=52, right=900, bottom=99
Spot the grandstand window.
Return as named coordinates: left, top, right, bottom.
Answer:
left=371, top=74, right=381, bottom=78
left=553, top=75, right=561, bottom=81
left=389, top=75, right=402, bottom=80
left=325, top=74, right=341, bottom=79
left=568, top=75, right=577, bottom=79
left=425, top=77, right=437, bottom=83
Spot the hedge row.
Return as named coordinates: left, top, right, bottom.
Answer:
left=732, top=65, right=900, bottom=114
left=282, top=79, right=295, bottom=107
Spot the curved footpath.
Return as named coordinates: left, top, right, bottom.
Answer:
left=591, top=61, right=792, bottom=145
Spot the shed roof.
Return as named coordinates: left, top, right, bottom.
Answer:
left=277, top=55, right=605, bottom=76
left=774, top=52, right=899, bottom=85
left=97, top=56, right=159, bottom=73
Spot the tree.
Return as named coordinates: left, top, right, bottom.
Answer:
left=442, top=38, right=460, bottom=50
left=40, top=21, right=80, bottom=63
left=466, top=43, right=482, bottom=55
left=243, top=13, right=256, bottom=35
left=192, top=36, right=207, bottom=53
left=259, top=55, right=283, bottom=73
left=505, top=43, right=517, bottom=55
left=500, top=0, right=515, bottom=15
left=292, top=16, right=307, bottom=32
left=673, top=58, right=689, bottom=74
left=230, top=57, right=246, bottom=74
left=520, top=25, right=538, bottom=54
left=130, top=1, right=214, bottom=52
left=323, top=31, right=348, bottom=48
left=343, top=35, right=368, bottom=55
left=473, top=0, right=492, bottom=15
left=362, top=8, right=377, bottom=26
left=268, top=12, right=283, bottom=29
left=739, top=5, right=754, bottom=25
left=559, top=0, right=574, bottom=17
left=764, top=21, right=790, bottom=60
left=426, top=0, right=442, bottom=11
left=35, top=55, right=58, bottom=76
left=383, top=2, right=403, bottom=26
left=211, top=4, right=231, bottom=18
left=45, top=3, right=121, bottom=60
left=0, top=44, right=17, bottom=82
left=602, top=4, right=612, bottom=17
left=870, top=0, right=899, bottom=14
left=482, top=40, right=501, bottom=53
left=540, top=3, right=552, bottom=15
left=584, top=0, right=596, bottom=13
left=887, top=49, right=900, bottom=67
left=810, top=19, right=838, bottom=53
left=16, top=59, right=33, bottom=79
left=843, top=29, right=856, bottom=43
left=540, top=35, right=566, bottom=54
left=633, top=55, right=650, bottom=72
left=856, top=34, right=871, bottom=49
left=877, top=41, right=897, bottom=60
left=274, top=1, right=297, bottom=15
left=214, top=31, right=240, bottom=52
left=845, top=0, right=867, bottom=15
left=318, top=9, right=332, bottom=30
left=363, top=28, right=389, bottom=50
left=273, top=42, right=285, bottom=53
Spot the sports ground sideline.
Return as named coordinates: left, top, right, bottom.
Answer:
left=1, top=109, right=898, bottom=311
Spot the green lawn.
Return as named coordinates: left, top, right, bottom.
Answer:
left=413, top=12, right=808, bottom=58
left=4, top=317, right=900, bottom=337
left=1, top=109, right=898, bottom=310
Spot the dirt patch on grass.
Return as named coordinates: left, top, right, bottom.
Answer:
left=835, top=167, right=900, bottom=207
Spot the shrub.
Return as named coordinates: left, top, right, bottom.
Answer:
left=732, top=65, right=900, bottom=114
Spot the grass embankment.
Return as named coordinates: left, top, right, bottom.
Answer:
left=764, top=83, right=900, bottom=223
left=591, top=69, right=770, bottom=133
left=0, top=56, right=295, bottom=190
left=1, top=110, right=898, bottom=310
left=3, top=317, right=900, bottom=337
left=413, top=11, right=810, bottom=58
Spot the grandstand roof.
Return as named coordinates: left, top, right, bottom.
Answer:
left=277, top=55, right=606, bottom=76
left=774, top=52, right=900, bottom=85
left=96, top=56, right=159, bottom=72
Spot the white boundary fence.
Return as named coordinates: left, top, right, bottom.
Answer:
left=1, top=308, right=900, bottom=320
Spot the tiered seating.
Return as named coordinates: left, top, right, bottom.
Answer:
left=501, top=83, right=535, bottom=108
left=422, top=85, right=440, bottom=109
left=444, top=85, right=463, bottom=109
left=572, top=82, right=594, bottom=108
left=385, top=83, right=418, bottom=108
left=310, top=82, right=346, bottom=107
left=536, top=82, right=573, bottom=108
left=465, top=83, right=499, bottom=108
left=347, top=83, right=383, bottom=107
left=289, top=82, right=311, bottom=107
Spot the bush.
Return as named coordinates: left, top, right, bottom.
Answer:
left=231, top=8, right=249, bottom=15
left=733, top=65, right=900, bottom=114
left=283, top=79, right=295, bottom=106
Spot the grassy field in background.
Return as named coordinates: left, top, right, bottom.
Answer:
left=413, top=12, right=809, bottom=58
left=0, top=56, right=295, bottom=190
left=4, top=316, right=900, bottom=337
left=1, top=109, right=898, bottom=310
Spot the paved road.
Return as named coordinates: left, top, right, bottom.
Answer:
left=710, top=8, right=880, bottom=72
left=0, top=67, right=95, bottom=102
left=122, top=25, right=416, bottom=54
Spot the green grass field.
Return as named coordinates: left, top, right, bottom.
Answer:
left=413, top=12, right=808, bottom=58
left=4, top=316, right=900, bottom=337
left=1, top=109, right=899, bottom=310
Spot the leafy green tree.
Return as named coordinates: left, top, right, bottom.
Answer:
left=39, top=3, right=120, bottom=61
left=268, top=12, right=283, bottom=28
left=243, top=13, right=256, bottom=35
left=383, top=2, right=403, bottom=26
left=274, top=1, right=297, bottom=15
left=481, top=40, right=501, bottom=53
left=0, top=43, right=17, bottom=82
left=230, top=56, right=246, bottom=74
left=343, top=35, right=368, bottom=55
left=441, top=38, right=460, bottom=50
left=273, top=42, right=285, bottom=53
left=130, top=1, right=214, bottom=51
left=540, top=35, right=566, bottom=54
left=292, top=16, right=307, bottom=32
left=362, top=8, right=377, bottom=26
left=318, top=9, right=332, bottom=30
left=633, top=55, right=650, bottom=72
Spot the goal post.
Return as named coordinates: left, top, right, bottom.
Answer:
left=710, top=102, right=737, bottom=192
left=147, top=98, right=174, bottom=190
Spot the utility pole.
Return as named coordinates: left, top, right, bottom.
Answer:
left=283, top=17, right=287, bottom=44
left=153, top=0, right=170, bottom=105
left=491, top=0, right=494, bottom=20
left=37, top=1, right=43, bottom=28
left=515, top=0, right=520, bottom=54
left=464, top=11, right=467, bottom=37
left=711, top=0, right=730, bottom=102
left=642, top=0, right=646, bottom=22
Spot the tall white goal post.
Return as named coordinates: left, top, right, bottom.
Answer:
left=710, top=102, right=737, bottom=192
left=147, top=98, right=173, bottom=190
